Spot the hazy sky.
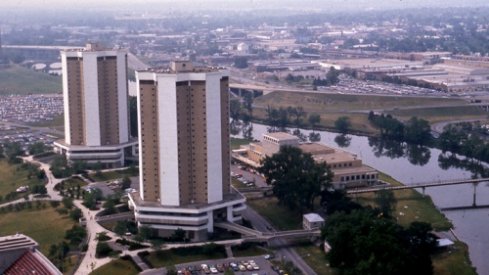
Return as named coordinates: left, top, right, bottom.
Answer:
left=1, top=0, right=489, bottom=11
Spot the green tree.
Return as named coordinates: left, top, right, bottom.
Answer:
left=234, top=56, right=248, bottom=68
left=4, top=141, right=23, bottom=163
left=334, top=116, right=351, bottom=134
left=121, top=176, right=132, bottom=190
left=326, top=66, right=340, bottom=85
left=375, top=189, right=396, bottom=217
left=404, top=117, right=432, bottom=145
left=114, top=221, right=128, bottom=236
left=308, top=113, right=321, bottom=131
left=69, top=208, right=83, bottom=221
left=322, top=209, right=435, bottom=275
left=28, top=142, right=48, bottom=155
left=65, top=225, right=87, bottom=246
left=62, top=197, right=74, bottom=209
left=258, top=146, right=332, bottom=213
left=171, top=228, right=186, bottom=242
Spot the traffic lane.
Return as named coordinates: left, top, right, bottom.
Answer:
left=231, top=164, right=267, bottom=188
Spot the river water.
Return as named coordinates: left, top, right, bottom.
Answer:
left=241, top=123, right=489, bottom=275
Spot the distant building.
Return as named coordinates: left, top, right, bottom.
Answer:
left=303, top=213, right=325, bottom=230
left=54, top=43, right=137, bottom=167
left=129, top=61, right=246, bottom=241
left=234, top=132, right=378, bottom=188
left=0, top=234, right=62, bottom=275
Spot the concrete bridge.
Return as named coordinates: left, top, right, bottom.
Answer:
left=215, top=222, right=320, bottom=242
left=348, top=177, right=489, bottom=207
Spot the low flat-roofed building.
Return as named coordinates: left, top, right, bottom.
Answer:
left=233, top=132, right=378, bottom=188
left=303, top=213, right=325, bottom=230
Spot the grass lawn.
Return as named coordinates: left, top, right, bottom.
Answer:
left=90, top=167, right=138, bottom=182
left=432, top=241, right=477, bottom=275
left=231, top=137, right=251, bottom=150
left=352, top=173, right=452, bottom=231
left=0, top=65, right=62, bottom=94
left=0, top=202, right=75, bottom=255
left=144, top=247, right=227, bottom=268
left=252, top=91, right=482, bottom=134
left=387, top=106, right=487, bottom=124
left=61, top=177, right=87, bottom=188
left=247, top=197, right=302, bottom=230
left=254, top=91, right=468, bottom=113
left=90, top=258, right=140, bottom=275
left=293, top=242, right=336, bottom=275
left=0, top=159, right=45, bottom=202
left=231, top=244, right=270, bottom=257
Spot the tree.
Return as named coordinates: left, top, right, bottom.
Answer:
left=65, top=225, right=87, bottom=245
left=229, top=99, right=241, bottom=121
left=258, top=146, right=332, bottom=213
left=62, top=197, right=74, bottom=209
left=375, top=189, right=396, bottom=217
left=322, top=209, right=434, bottom=275
left=4, top=141, right=23, bottom=163
left=114, top=221, right=128, bottom=236
left=171, top=228, right=186, bottom=242
left=308, top=113, right=321, bottom=131
left=404, top=117, right=432, bottom=145
left=69, top=208, right=83, bottom=221
left=138, top=225, right=154, bottom=241
left=234, top=56, right=248, bottom=68
left=28, top=142, right=48, bottom=155
left=95, top=242, right=113, bottom=258
left=334, top=116, right=351, bottom=134
left=121, top=176, right=132, bottom=190
left=32, top=185, right=47, bottom=195
left=326, top=66, right=340, bottom=85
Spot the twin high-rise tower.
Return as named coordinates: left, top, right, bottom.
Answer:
left=57, top=44, right=245, bottom=241
left=129, top=61, right=245, bottom=241
left=54, top=43, right=137, bottom=167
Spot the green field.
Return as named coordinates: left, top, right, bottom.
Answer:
left=0, top=202, right=76, bottom=254
left=90, top=167, right=138, bottom=182
left=353, top=173, right=452, bottom=231
left=231, top=244, right=270, bottom=258
left=0, top=65, right=61, bottom=94
left=0, top=159, right=45, bottom=202
left=90, top=258, right=140, bottom=275
left=293, top=242, right=336, bottom=275
left=252, top=91, right=486, bottom=134
left=387, top=106, right=487, bottom=124
left=255, top=91, right=468, bottom=112
left=247, top=197, right=302, bottom=230
left=432, top=241, right=477, bottom=275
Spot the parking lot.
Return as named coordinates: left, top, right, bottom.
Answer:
left=231, top=164, right=267, bottom=188
left=175, top=255, right=276, bottom=275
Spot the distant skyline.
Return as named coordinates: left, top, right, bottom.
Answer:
left=2, top=0, right=489, bottom=11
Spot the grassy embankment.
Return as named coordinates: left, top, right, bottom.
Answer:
left=253, top=91, right=487, bottom=135
left=0, top=65, right=61, bottom=95
left=90, top=167, right=139, bottom=182
left=0, top=159, right=45, bottom=203
left=90, top=258, right=140, bottom=275
left=247, top=172, right=474, bottom=275
left=142, top=246, right=227, bottom=268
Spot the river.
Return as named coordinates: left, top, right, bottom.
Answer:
left=239, top=123, right=489, bottom=275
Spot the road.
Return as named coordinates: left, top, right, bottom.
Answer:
left=242, top=207, right=317, bottom=275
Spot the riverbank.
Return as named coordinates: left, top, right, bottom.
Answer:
left=239, top=122, right=485, bottom=274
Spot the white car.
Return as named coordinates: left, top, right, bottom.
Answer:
left=209, top=267, right=218, bottom=274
